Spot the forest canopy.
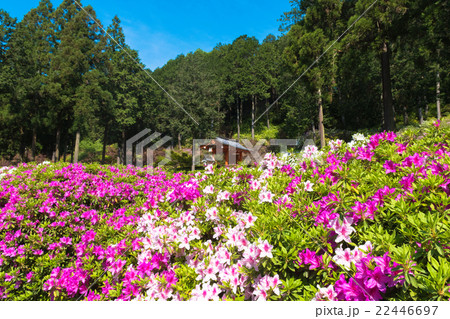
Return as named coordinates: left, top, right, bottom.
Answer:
left=0, top=0, right=448, bottom=163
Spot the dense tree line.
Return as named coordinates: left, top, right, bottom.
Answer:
left=0, top=0, right=448, bottom=163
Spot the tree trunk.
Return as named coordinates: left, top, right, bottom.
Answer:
left=239, top=98, right=243, bottom=126
left=266, top=99, right=270, bottom=129
left=122, top=130, right=126, bottom=165
left=381, top=40, right=395, bottom=131
left=73, top=131, right=80, bottom=163
left=329, top=49, right=337, bottom=104
left=272, top=87, right=278, bottom=110
left=237, top=99, right=241, bottom=142
left=191, top=143, right=195, bottom=171
left=55, top=127, right=61, bottom=162
left=63, top=144, right=67, bottom=162
left=318, top=87, right=325, bottom=149
left=251, top=95, right=255, bottom=140
left=403, top=105, right=409, bottom=126
left=102, top=122, right=108, bottom=163
left=178, top=133, right=182, bottom=150
left=31, top=127, right=37, bottom=161
left=436, top=68, right=441, bottom=120
left=117, top=142, right=122, bottom=165
left=419, top=107, right=423, bottom=125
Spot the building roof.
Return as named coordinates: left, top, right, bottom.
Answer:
left=202, top=137, right=251, bottom=152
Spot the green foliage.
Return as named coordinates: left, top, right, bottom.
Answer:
left=78, top=139, right=103, bottom=162
left=0, top=0, right=448, bottom=166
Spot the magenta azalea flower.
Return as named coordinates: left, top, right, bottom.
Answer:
left=383, top=160, right=398, bottom=174
left=298, top=249, right=322, bottom=270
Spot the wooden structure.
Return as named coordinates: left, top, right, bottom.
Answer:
left=199, top=137, right=251, bottom=166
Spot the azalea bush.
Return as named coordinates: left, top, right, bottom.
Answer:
left=0, top=121, right=449, bottom=301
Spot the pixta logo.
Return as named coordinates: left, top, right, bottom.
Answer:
left=126, top=129, right=172, bottom=169
left=127, top=130, right=315, bottom=170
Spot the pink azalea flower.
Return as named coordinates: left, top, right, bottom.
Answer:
left=33, top=249, right=43, bottom=256
left=81, top=230, right=96, bottom=243
left=328, top=139, right=343, bottom=151
left=213, top=225, right=224, bottom=239
left=410, top=153, right=425, bottom=167
left=59, top=237, right=72, bottom=246
left=341, top=277, right=365, bottom=301
left=383, top=160, right=398, bottom=174
left=225, top=229, right=241, bottom=247
left=243, top=213, right=257, bottom=228
left=399, top=174, right=415, bottom=191
left=270, top=275, right=281, bottom=296
left=188, top=227, right=201, bottom=240
left=258, top=240, right=273, bottom=258
left=206, top=207, right=219, bottom=221
left=357, top=147, right=374, bottom=161
left=204, top=164, right=214, bottom=174
left=26, top=272, right=34, bottom=283
left=4, top=273, right=13, bottom=282
left=178, top=235, right=190, bottom=250
left=259, top=190, right=274, bottom=203
left=433, top=120, right=441, bottom=128
left=358, top=241, right=373, bottom=253
left=242, top=247, right=260, bottom=270
left=253, top=288, right=268, bottom=301
left=365, top=267, right=389, bottom=292
left=298, top=249, right=323, bottom=270
left=203, top=263, right=219, bottom=282
left=216, top=190, right=231, bottom=202
left=109, top=259, right=126, bottom=276
left=216, top=247, right=231, bottom=265
left=396, top=142, right=407, bottom=154
left=330, top=217, right=355, bottom=243
left=191, top=283, right=221, bottom=301
left=190, top=284, right=209, bottom=300
left=203, top=185, right=214, bottom=194
left=333, top=245, right=354, bottom=269
left=249, top=179, right=261, bottom=190
left=303, top=180, right=314, bottom=192
left=260, top=170, right=273, bottom=179
left=208, top=283, right=221, bottom=301
left=312, top=285, right=337, bottom=301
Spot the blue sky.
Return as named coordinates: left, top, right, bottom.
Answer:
left=2, top=0, right=293, bottom=70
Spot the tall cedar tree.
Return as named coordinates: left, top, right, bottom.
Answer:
left=106, top=16, right=144, bottom=164
left=8, top=0, right=54, bottom=161
left=0, top=10, right=17, bottom=157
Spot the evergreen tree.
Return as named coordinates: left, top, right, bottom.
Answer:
left=105, top=16, right=145, bottom=164
left=8, top=0, right=54, bottom=161
left=347, top=0, right=410, bottom=131
left=0, top=10, right=16, bottom=158
left=47, top=1, right=108, bottom=162
left=284, top=0, right=344, bottom=147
